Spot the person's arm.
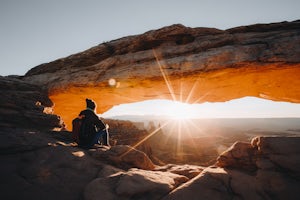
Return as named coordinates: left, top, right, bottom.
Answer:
left=92, top=113, right=106, bottom=130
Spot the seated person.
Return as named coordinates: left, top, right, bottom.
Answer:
left=76, top=98, right=110, bottom=148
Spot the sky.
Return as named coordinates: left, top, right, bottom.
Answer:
left=1, top=0, right=300, bottom=76
left=1, top=0, right=300, bottom=118
left=101, top=97, right=300, bottom=119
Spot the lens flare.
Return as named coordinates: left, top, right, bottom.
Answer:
left=118, top=49, right=207, bottom=158
left=108, top=78, right=116, bottom=86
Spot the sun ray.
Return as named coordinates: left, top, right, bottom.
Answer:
left=185, top=77, right=201, bottom=103
left=183, top=74, right=211, bottom=105
left=192, top=91, right=212, bottom=104
left=118, top=50, right=215, bottom=162
left=152, top=49, right=177, bottom=101
left=119, top=121, right=170, bottom=158
left=183, top=120, right=200, bottom=149
left=119, top=50, right=183, bottom=159
left=187, top=119, right=209, bottom=137
left=176, top=120, right=183, bottom=157
left=176, top=120, right=198, bottom=152
left=166, top=120, right=181, bottom=157
left=160, top=120, right=176, bottom=147
left=154, top=52, right=211, bottom=160
left=179, top=80, right=184, bottom=102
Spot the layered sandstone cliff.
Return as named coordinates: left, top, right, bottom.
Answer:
left=22, top=20, right=300, bottom=128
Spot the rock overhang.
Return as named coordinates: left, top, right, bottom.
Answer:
left=22, top=20, right=300, bottom=129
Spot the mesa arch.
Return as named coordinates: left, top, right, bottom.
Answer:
left=23, top=20, right=300, bottom=129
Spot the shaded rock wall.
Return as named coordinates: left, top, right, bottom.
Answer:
left=22, top=20, right=300, bottom=129
left=0, top=76, right=63, bottom=129
left=0, top=128, right=99, bottom=200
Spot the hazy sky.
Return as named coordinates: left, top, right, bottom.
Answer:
left=101, top=97, right=300, bottom=118
left=1, top=0, right=299, bottom=76
left=1, top=0, right=300, bottom=118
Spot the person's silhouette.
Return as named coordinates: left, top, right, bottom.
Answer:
left=77, top=98, right=110, bottom=148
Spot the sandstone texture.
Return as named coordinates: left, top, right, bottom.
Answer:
left=21, top=20, right=300, bottom=129
left=0, top=76, right=63, bottom=129
left=165, top=136, right=300, bottom=200
left=2, top=123, right=299, bottom=199
left=84, top=168, right=188, bottom=200
left=1, top=76, right=299, bottom=199
left=1, top=21, right=300, bottom=200
left=90, top=145, right=155, bottom=170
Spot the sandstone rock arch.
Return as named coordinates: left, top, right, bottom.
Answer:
left=23, top=21, right=300, bottom=128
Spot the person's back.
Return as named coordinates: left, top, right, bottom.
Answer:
left=76, top=99, right=110, bottom=148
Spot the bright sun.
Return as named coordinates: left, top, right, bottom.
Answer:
left=165, top=101, right=197, bottom=120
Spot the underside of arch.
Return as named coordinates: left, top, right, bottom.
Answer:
left=49, top=64, right=300, bottom=129
left=22, top=21, right=300, bottom=129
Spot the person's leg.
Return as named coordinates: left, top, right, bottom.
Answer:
left=88, top=131, right=105, bottom=147
left=102, top=129, right=110, bottom=146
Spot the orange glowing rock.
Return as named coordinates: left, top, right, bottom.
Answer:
left=48, top=65, right=300, bottom=129
left=23, top=21, right=300, bottom=129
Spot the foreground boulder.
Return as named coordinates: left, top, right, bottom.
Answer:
left=216, top=141, right=256, bottom=171
left=90, top=145, right=155, bottom=170
left=217, top=136, right=300, bottom=179
left=165, top=136, right=300, bottom=200
left=84, top=168, right=188, bottom=200
left=0, top=128, right=99, bottom=200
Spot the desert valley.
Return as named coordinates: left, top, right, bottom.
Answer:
left=106, top=116, right=300, bottom=166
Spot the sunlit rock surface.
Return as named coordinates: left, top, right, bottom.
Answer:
left=165, top=136, right=300, bottom=200
left=22, top=20, right=300, bottom=128
left=217, top=136, right=300, bottom=178
left=90, top=145, right=155, bottom=170
left=84, top=168, right=188, bottom=200
left=216, top=141, right=257, bottom=171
